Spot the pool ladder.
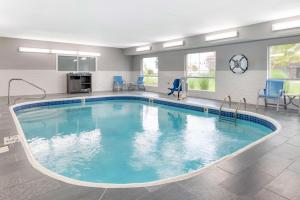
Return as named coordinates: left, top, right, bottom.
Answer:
left=8, top=78, right=47, bottom=105
left=148, top=97, right=154, bottom=104
left=219, top=96, right=247, bottom=126
left=234, top=98, right=247, bottom=125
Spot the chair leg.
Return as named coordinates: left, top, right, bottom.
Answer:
left=168, top=91, right=174, bottom=96
left=256, top=96, right=259, bottom=109
left=276, top=98, right=280, bottom=112
left=264, top=98, right=267, bottom=108
left=284, top=95, right=287, bottom=109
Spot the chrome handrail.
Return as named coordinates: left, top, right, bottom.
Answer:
left=234, top=98, right=247, bottom=125
left=219, top=95, right=232, bottom=116
left=8, top=78, right=47, bottom=105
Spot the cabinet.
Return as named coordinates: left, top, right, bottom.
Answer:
left=67, top=73, right=92, bottom=94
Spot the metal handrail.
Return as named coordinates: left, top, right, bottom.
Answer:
left=219, top=95, right=232, bottom=116
left=8, top=78, right=47, bottom=105
left=234, top=98, right=247, bottom=125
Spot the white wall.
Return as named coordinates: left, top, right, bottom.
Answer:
left=132, top=70, right=266, bottom=104
left=188, top=70, right=266, bottom=104
left=1, top=70, right=131, bottom=97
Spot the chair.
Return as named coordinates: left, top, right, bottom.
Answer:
left=113, top=76, right=126, bottom=91
left=256, top=79, right=285, bottom=111
left=134, top=76, right=145, bottom=91
left=168, top=79, right=182, bottom=100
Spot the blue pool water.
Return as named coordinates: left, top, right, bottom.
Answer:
left=16, top=99, right=273, bottom=184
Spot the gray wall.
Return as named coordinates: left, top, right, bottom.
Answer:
left=131, top=35, right=300, bottom=105
left=132, top=35, right=300, bottom=72
left=0, top=37, right=132, bottom=71
left=0, top=37, right=133, bottom=96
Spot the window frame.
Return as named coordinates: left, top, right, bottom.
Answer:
left=56, top=54, right=98, bottom=72
left=141, top=57, right=159, bottom=87
left=268, top=43, right=300, bottom=81
left=185, top=51, right=216, bottom=92
left=268, top=42, right=300, bottom=94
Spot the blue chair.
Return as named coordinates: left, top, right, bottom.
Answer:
left=168, top=79, right=182, bottom=100
left=256, top=79, right=285, bottom=111
left=113, top=76, right=126, bottom=91
left=134, top=76, right=145, bottom=91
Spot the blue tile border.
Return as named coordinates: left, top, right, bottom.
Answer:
left=13, top=99, right=81, bottom=112
left=85, top=96, right=148, bottom=102
left=13, top=96, right=277, bottom=131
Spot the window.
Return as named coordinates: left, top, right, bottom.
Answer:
left=57, top=55, right=96, bottom=72
left=269, top=43, right=300, bottom=94
left=142, top=57, right=158, bottom=86
left=186, top=52, right=216, bottom=91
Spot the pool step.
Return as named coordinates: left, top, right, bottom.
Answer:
left=17, top=109, right=61, bottom=122
left=219, top=115, right=236, bottom=124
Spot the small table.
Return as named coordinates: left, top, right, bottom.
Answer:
left=284, top=93, right=300, bottom=113
left=126, top=82, right=136, bottom=91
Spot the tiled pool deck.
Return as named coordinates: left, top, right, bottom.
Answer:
left=0, top=91, right=299, bottom=200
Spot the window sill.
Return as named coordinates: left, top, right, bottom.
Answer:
left=188, top=89, right=216, bottom=93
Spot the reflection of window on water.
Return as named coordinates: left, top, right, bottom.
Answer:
left=29, top=129, right=102, bottom=174
left=142, top=105, right=158, bottom=131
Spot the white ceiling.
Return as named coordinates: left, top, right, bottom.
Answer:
left=1, top=0, right=300, bottom=48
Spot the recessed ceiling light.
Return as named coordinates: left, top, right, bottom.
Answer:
left=19, top=47, right=50, bottom=53
left=272, top=20, right=300, bottom=31
left=136, top=46, right=151, bottom=52
left=163, top=40, right=184, bottom=48
left=205, top=31, right=238, bottom=42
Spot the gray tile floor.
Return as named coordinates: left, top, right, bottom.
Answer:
left=0, top=91, right=299, bottom=200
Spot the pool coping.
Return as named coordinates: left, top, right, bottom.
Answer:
left=9, top=94, right=282, bottom=189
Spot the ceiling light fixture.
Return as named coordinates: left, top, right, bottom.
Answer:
left=163, top=40, right=184, bottom=48
left=205, top=31, right=238, bottom=42
left=136, top=46, right=151, bottom=52
left=19, top=47, right=50, bottom=53
left=272, top=20, right=300, bottom=31
left=19, top=47, right=101, bottom=56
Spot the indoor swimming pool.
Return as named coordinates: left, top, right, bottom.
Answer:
left=11, top=96, right=279, bottom=187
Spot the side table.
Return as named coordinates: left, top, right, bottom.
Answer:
left=284, top=93, right=300, bottom=113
